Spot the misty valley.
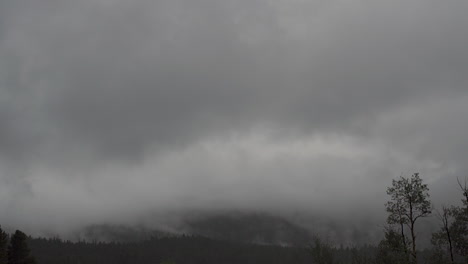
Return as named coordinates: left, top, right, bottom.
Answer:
left=2, top=0, right=468, bottom=263
left=1, top=173, right=467, bottom=264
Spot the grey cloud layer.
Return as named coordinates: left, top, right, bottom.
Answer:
left=0, top=0, right=468, bottom=238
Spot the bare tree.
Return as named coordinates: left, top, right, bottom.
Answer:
left=432, top=206, right=455, bottom=264
left=457, top=178, right=468, bottom=207
left=450, top=178, right=468, bottom=261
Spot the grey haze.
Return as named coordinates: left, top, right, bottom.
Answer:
left=0, top=0, right=467, bottom=242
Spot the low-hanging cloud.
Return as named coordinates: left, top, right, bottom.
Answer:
left=0, top=0, right=468, bottom=240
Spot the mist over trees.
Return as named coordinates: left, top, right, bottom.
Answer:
left=2, top=174, right=468, bottom=264
left=0, top=228, right=35, bottom=264
left=304, top=174, right=467, bottom=264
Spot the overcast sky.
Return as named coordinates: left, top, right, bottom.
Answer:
left=0, top=0, right=467, bottom=239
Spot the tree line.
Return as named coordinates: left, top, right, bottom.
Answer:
left=0, top=228, right=35, bottom=264
left=310, top=173, right=468, bottom=264
left=1, top=173, right=467, bottom=264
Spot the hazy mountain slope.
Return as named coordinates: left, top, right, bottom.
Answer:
left=76, top=212, right=313, bottom=246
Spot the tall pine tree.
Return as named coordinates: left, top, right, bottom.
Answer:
left=8, top=230, right=35, bottom=264
left=0, top=226, right=7, bottom=264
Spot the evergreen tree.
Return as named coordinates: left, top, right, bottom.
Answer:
left=8, top=230, right=35, bottom=264
left=310, top=236, right=334, bottom=264
left=0, top=226, right=8, bottom=264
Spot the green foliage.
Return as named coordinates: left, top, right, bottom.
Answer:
left=8, top=230, right=35, bottom=264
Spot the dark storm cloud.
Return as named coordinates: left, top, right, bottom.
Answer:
left=0, top=0, right=468, bottom=239
left=2, top=0, right=468, bottom=160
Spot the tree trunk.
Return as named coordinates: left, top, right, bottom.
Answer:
left=399, top=221, right=408, bottom=261
left=441, top=207, right=455, bottom=264
left=409, top=199, right=417, bottom=264
left=410, top=225, right=417, bottom=264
